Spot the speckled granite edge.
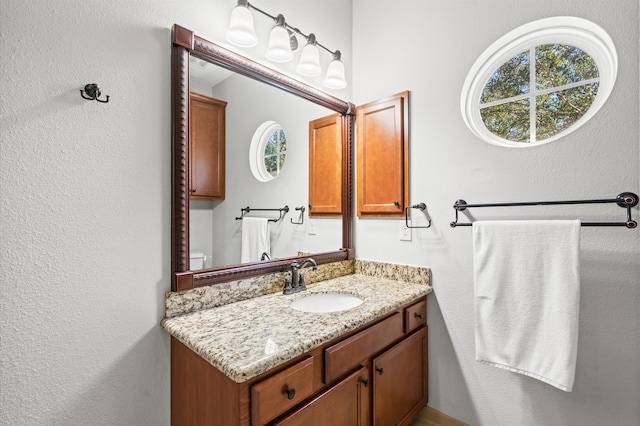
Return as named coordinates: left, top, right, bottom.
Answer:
left=355, top=259, right=431, bottom=286
left=162, top=275, right=432, bottom=383
left=165, top=260, right=355, bottom=318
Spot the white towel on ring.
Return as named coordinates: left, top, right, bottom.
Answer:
left=473, top=220, right=581, bottom=392
left=241, top=217, right=270, bottom=263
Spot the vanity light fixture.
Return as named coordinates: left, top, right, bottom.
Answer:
left=265, top=14, right=295, bottom=62
left=225, top=0, right=258, bottom=47
left=323, top=51, right=347, bottom=89
left=225, top=0, right=347, bottom=89
left=296, top=33, right=322, bottom=76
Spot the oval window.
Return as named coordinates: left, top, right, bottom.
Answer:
left=461, top=17, right=617, bottom=147
left=249, top=121, right=287, bottom=182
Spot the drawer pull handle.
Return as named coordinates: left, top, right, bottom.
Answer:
left=414, top=312, right=424, bottom=320
left=361, top=378, right=369, bottom=387
left=286, top=388, right=296, bottom=400
left=375, top=367, right=384, bottom=375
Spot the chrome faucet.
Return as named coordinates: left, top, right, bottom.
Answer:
left=283, top=258, right=318, bottom=294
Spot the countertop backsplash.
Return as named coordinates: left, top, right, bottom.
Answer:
left=165, top=259, right=430, bottom=319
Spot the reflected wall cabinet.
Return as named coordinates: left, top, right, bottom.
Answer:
left=308, top=113, right=343, bottom=216
left=356, top=91, right=409, bottom=217
left=189, top=92, right=227, bottom=200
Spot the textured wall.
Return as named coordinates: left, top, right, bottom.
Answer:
left=0, top=0, right=352, bottom=424
left=352, top=1, right=639, bottom=425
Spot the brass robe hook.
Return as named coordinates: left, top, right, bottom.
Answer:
left=80, top=84, right=110, bottom=103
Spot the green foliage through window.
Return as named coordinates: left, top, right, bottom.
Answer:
left=263, top=129, right=287, bottom=177
left=480, top=44, right=599, bottom=143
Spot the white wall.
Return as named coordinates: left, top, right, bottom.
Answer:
left=0, top=0, right=351, bottom=424
left=353, top=1, right=639, bottom=425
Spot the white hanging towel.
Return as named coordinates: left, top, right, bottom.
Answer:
left=473, top=220, right=581, bottom=392
left=241, top=217, right=270, bottom=263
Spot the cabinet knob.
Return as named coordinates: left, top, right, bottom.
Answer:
left=190, top=188, right=197, bottom=193
left=308, top=204, right=312, bottom=210
left=361, top=378, right=369, bottom=387
left=375, top=367, right=384, bottom=375
left=286, top=388, right=296, bottom=400
left=414, top=312, right=424, bottom=320
left=393, top=200, right=399, bottom=207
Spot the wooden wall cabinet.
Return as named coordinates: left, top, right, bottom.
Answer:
left=308, top=113, right=343, bottom=216
left=189, top=92, right=227, bottom=200
left=356, top=91, right=409, bottom=217
left=171, top=297, right=427, bottom=425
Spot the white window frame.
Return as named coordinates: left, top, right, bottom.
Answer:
left=249, top=120, right=287, bottom=182
left=461, top=16, right=617, bottom=148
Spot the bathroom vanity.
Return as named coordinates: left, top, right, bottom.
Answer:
left=166, top=24, right=431, bottom=425
left=163, top=269, right=431, bottom=425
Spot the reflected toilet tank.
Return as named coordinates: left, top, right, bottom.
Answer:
left=190, top=252, right=206, bottom=270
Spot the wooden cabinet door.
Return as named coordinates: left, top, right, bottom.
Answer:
left=274, top=366, right=369, bottom=426
left=356, top=91, right=409, bottom=217
left=308, top=113, right=343, bottom=216
left=189, top=92, right=227, bottom=200
left=372, top=327, right=427, bottom=426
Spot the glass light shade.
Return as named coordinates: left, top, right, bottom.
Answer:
left=296, top=43, right=322, bottom=76
left=266, top=26, right=294, bottom=63
left=323, top=59, right=347, bottom=89
left=226, top=5, right=258, bottom=47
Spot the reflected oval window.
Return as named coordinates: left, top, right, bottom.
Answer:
left=461, top=17, right=617, bottom=147
left=249, top=121, right=287, bottom=182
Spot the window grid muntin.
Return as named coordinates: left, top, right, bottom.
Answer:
left=529, top=47, right=537, bottom=142
left=479, top=77, right=600, bottom=109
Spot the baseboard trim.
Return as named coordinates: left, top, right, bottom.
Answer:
left=423, top=406, right=469, bottom=426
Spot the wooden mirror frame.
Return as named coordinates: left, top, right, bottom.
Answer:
left=171, top=24, right=355, bottom=292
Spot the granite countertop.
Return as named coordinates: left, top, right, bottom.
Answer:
left=161, top=273, right=431, bottom=383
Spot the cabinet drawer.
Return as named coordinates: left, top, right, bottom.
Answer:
left=325, top=312, right=403, bottom=384
left=251, top=356, right=315, bottom=426
left=404, top=298, right=426, bottom=333
left=274, top=366, right=367, bottom=426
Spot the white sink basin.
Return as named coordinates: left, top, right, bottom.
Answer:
left=289, top=292, right=364, bottom=313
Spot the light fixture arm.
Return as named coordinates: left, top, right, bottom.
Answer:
left=228, top=0, right=346, bottom=88
left=244, top=1, right=340, bottom=57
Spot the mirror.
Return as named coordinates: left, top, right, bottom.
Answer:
left=171, top=24, right=354, bottom=291
left=190, top=61, right=342, bottom=268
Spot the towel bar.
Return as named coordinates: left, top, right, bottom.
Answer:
left=235, top=205, right=289, bottom=223
left=290, top=206, right=306, bottom=225
left=405, top=202, right=432, bottom=229
left=450, top=192, right=638, bottom=229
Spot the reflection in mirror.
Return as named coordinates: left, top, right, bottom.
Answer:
left=249, top=121, right=287, bottom=182
left=189, top=59, right=342, bottom=269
